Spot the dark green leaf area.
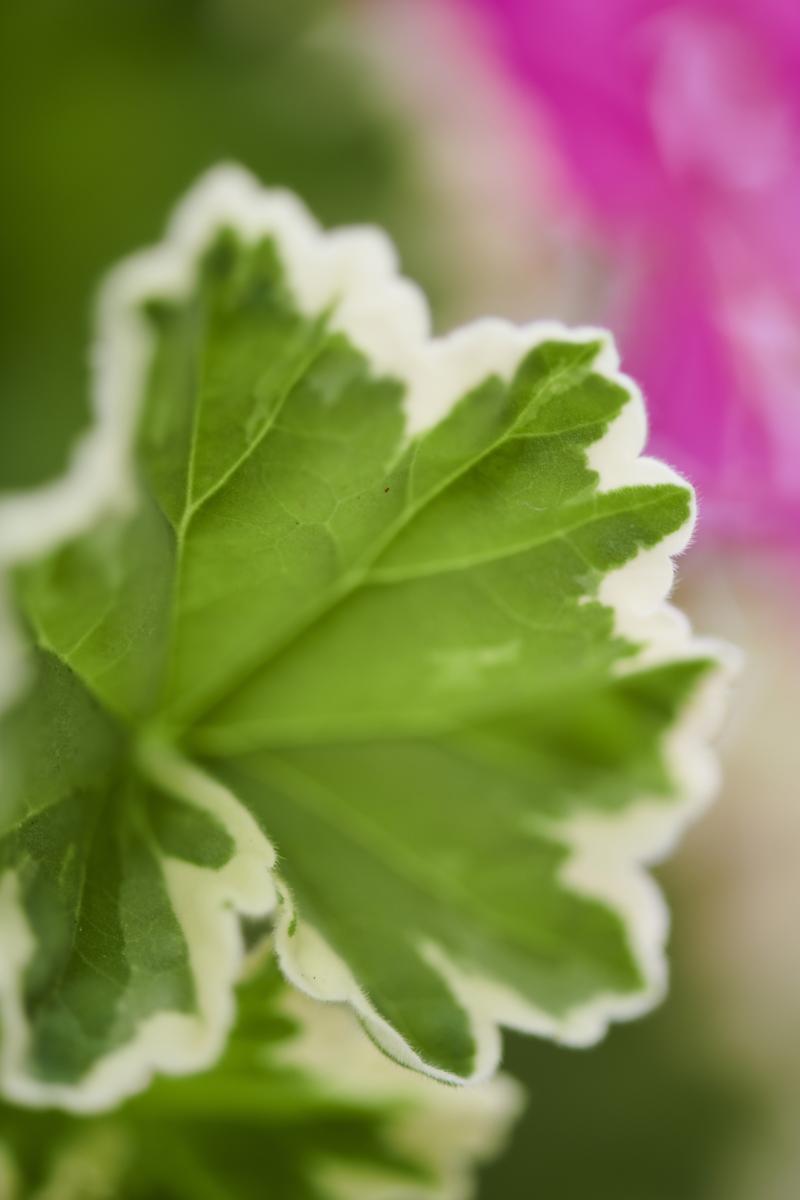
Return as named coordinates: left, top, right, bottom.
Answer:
left=0, top=654, right=235, bottom=1084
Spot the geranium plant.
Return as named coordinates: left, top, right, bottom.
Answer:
left=0, top=167, right=728, bottom=1195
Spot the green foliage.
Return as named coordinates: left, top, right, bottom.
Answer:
left=0, top=0, right=426, bottom=490
left=0, top=957, right=520, bottom=1199
left=0, top=168, right=721, bottom=1110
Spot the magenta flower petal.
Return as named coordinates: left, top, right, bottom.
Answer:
left=452, top=0, right=800, bottom=549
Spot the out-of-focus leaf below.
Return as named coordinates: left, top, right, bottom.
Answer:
left=0, top=956, right=521, bottom=1200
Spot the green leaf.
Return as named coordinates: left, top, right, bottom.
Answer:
left=0, top=955, right=522, bottom=1199
left=0, top=166, right=729, bottom=1107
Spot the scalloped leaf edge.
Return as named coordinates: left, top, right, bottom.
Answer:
left=275, top=982, right=524, bottom=1200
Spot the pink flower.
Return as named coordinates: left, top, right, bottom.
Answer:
left=452, top=0, right=800, bottom=548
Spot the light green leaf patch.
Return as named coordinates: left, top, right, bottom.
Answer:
left=0, top=956, right=522, bottom=1200
left=0, top=166, right=729, bottom=1107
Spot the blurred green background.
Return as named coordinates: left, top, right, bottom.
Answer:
left=0, top=2, right=788, bottom=1197
left=0, top=0, right=435, bottom=490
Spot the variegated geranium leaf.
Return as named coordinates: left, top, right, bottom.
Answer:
left=0, top=166, right=729, bottom=1109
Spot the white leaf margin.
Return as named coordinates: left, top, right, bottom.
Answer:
left=0, top=748, right=277, bottom=1113
left=0, top=164, right=735, bottom=1108
left=275, top=984, right=524, bottom=1200
left=0, top=970, right=523, bottom=1200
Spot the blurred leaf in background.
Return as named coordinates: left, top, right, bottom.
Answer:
left=0, top=957, right=520, bottom=1199
left=0, top=0, right=432, bottom=490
